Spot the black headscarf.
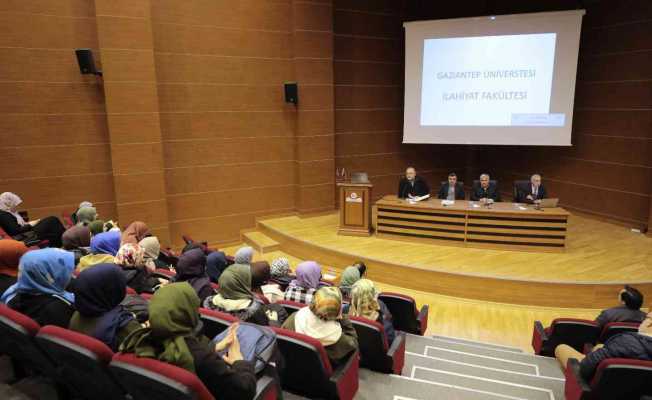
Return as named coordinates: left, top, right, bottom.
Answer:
left=174, top=248, right=212, bottom=300
left=205, top=251, right=229, bottom=283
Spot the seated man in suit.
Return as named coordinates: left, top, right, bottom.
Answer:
left=520, top=174, right=547, bottom=204
left=595, top=285, right=646, bottom=331
left=470, top=173, right=501, bottom=202
left=397, top=167, right=430, bottom=199
left=437, top=172, right=465, bottom=200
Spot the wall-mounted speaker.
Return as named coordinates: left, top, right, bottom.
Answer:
left=75, top=49, right=102, bottom=76
left=284, top=82, right=298, bottom=105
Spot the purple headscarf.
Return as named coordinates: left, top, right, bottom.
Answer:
left=290, top=261, right=321, bottom=289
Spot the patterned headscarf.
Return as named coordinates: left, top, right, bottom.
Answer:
left=310, top=286, right=342, bottom=321
left=121, top=221, right=151, bottom=245
left=234, top=246, right=254, bottom=265
left=62, top=225, right=91, bottom=250
left=290, top=261, right=321, bottom=289
left=349, top=279, right=380, bottom=321
left=114, top=244, right=146, bottom=269
left=270, top=257, right=291, bottom=278
left=76, top=207, right=97, bottom=225
left=0, top=192, right=25, bottom=226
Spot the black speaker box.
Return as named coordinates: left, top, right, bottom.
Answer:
left=75, top=49, right=99, bottom=75
left=284, top=82, right=298, bottom=105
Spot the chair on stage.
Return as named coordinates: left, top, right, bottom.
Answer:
left=532, top=318, right=600, bottom=357
left=378, top=292, right=429, bottom=335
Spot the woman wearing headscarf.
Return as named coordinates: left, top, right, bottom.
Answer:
left=78, top=231, right=121, bottom=271
left=87, top=219, right=105, bottom=236
left=284, top=261, right=322, bottom=305
left=120, top=283, right=257, bottom=400
left=206, top=251, right=229, bottom=283
left=69, top=264, right=141, bottom=351
left=282, top=286, right=358, bottom=366
left=62, top=225, right=91, bottom=251
left=203, top=263, right=269, bottom=325
left=338, top=266, right=361, bottom=301
left=1, top=248, right=75, bottom=327
left=114, top=243, right=159, bottom=294
left=121, top=221, right=151, bottom=245
left=139, top=236, right=166, bottom=269
left=250, top=261, right=270, bottom=291
left=270, top=257, right=294, bottom=287
left=75, top=206, right=97, bottom=226
left=347, top=279, right=396, bottom=343
left=71, top=201, right=93, bottom=224
left=0, top=239, right=30, bottom=294
left=0, top=192, right=66, bottom=248
left=233, top=246, right=254, bottom=265
left=172, top=248, right=214, bottom=302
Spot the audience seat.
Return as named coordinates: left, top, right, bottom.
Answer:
left=152, top=268, right=176, bottom=280
left=198, top=308, right=238, bottom=339
left=158, top=248, right=179, bottom=267
left=378, top=292, right=428, bottom=335
left=125, top=286, right=137, bottom=295
left=0, top=304, right=58, bottom=380
left=565, top=357, right=652, bottom=400
left=598, top=321, right=640, bottom=343
left=276, top=299, right=306, bottom=317
left=181, top=235, right=235, bottom=263
left=350, top=316, right=406, bottom=375
left=272, top=327, right=359, bottom=400
left=35, top=325, right=126, bottom=400
left=532, top=318, right=599, bottom=356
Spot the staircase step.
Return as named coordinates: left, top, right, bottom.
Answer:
left=242, top=231, right=280, bottom=254
left=431, top=335, right=524, bottom=353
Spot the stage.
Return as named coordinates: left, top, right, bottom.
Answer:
left=249, top=211, right=652, bottom=308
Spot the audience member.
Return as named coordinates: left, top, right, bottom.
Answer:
left=284, top=261, right=321, bottom=304
left=353, top=261, right=367, bottom=278
left=0, top=192, right=66, bottom=247
left=339, top=266, right=361, bottom=301
left=139, top=236, right=164, bottom=269
left=121, top=221, right=151, bottom=245
left=347, top=279, right=396, bottom=343
left=282, top=286, right=358, bottom=366
left=172, top=248, right=214, bottom=302
left=88, top=219, right=105, bottom=236
left=251, top=261, right=271, bottom=291
left=61, top=225, right=91, bottom=251
left=270, top=257, right=293, bottom=288
left=0, top=239, right=29, bottom=294
left=76, top=206, right=97, bottom=226
left=595, top=285, right=646, bottom=330
left=114, top=243, right=159, bottom=294
left=206, top=251, right=229, bottom=283
left=120, top=283, right=257, bottom=400
left=71, top=201, right=93, bottom=224
left=203, top=263, right=269, bottom=325
left=234, top=246, right=254, bottom=265
left=555, top=311, right=652, bottom=381
left=78, top=231, right=121, bottom=271
left=69, top=263, right=141, bottom=351
left=1, top=248, right=75, bottom=327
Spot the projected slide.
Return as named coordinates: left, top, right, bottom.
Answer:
left=420, top=33, right=562, bottom=127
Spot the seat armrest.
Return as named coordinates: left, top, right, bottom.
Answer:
left=151, top=269, right=175, bottom=280
left=253, top=374, right=278, bottom=400
left=331, top=350, right=359, bottom=400
left=582, top=343, right=594, bottom=355
left=388, top=332, right=407, bottom=375
left=532, top=320, right=548, bottom=354
left=564, top=358, right=591, bottom=400
left=417, top=305, right=429, bottom=335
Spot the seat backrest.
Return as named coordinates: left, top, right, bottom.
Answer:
left=276, top=300, right=306, bottom=317
left=378, top=292, right=419, bottom=334
left=35, top=325, right=125, bottom=400
left=440, top=181, right=464, bottom=186
left=547, top=318, right=599, bottom=354
left=109, top=353, right=214, bottom=400
left=513, top=180, right=530, bottom=201
left=591, top=358, right=652, bottom=399
left=199, top=308, right=238, bottom=339
left=472, top=179, right=497, bottom=188
left=599, top=322, right=640, bottom=343
left=350, top=316, right=392, bottom=372
left=0, top=304, right=57, bottom=376
left=271, top=327, right=336, bottom=398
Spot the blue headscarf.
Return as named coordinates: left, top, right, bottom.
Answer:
left=74, top=263, right=134, bottom=351
left=91, top=231, right=121, bottom=256
left=206, top=251, right=229, bottom=283
left=0, top=248, right=75, bottom=304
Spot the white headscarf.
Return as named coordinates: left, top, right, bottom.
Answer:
left=0, top=192, right=26, bottom=226
left=234, top=246, right=254, bottom=264
left=293, top=306, right=342, bottom=346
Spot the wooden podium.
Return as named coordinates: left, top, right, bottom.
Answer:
left=337, top=182, right=373, bottom=236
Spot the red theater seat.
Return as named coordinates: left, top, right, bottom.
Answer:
left=378, top=292, right=428, bottom=335
left=598, top=321, right=640, bottom=343
left=35, top=325, right=126, bottom=400
left=276, top=299, right=306, bottom=316
left=272, top=327, right=359, bottom=400
left=198, top=308, right=238, bottom=339
left=532, top=318, right=599, bottom=356
left=565, top=357, right=652, bottom=400
left=350, top=316, right=406, bottom=375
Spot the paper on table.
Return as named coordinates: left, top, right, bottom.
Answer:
left=441, top=200, right=455, bottom=206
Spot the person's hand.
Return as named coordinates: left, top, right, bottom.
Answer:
left=407, top=194, right=415, bottom=199
left=28, top=219, right=40, bottom=226
left=157, top=278, right=169, bottom=285
left=214, top=323, right=237, bottom=352
left=141, top=320, right=150, bottom=328
left=222, top=332, right=244, bottom=365
left=533, top=199, right=541, bottom=204
left=526, top=194, right=534, bottom=201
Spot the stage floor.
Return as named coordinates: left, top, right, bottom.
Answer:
left=254, top=211, right=652, bottom=307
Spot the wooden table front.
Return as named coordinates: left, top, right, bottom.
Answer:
left=372, top=195, right=570, bottom=252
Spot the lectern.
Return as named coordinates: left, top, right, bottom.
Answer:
left=337, top=182, right=373, bottom=236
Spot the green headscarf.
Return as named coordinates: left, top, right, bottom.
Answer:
left=340, top=266, right=361, bottom=288
left=77, top=206, right=97, bottom=225
left=88, top=219, right=105, bottom=236
left=119, top=282, right=205, bottom=372
left=218, top=263, right=254, bottom=300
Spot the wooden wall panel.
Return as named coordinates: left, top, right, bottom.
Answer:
left=0, top=2, right=116, bottom=224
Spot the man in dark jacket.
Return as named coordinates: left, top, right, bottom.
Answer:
left=555, top=311, right=652, bottom=381
left=397, top=167, right=430, bottom=199
left=470, top=173, right=501, bottom=202
left=518, top=174, right=548, bottom=204
left=437, top=172, right=465, bottom=200
left=595, top=285, right=646, bottom=331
